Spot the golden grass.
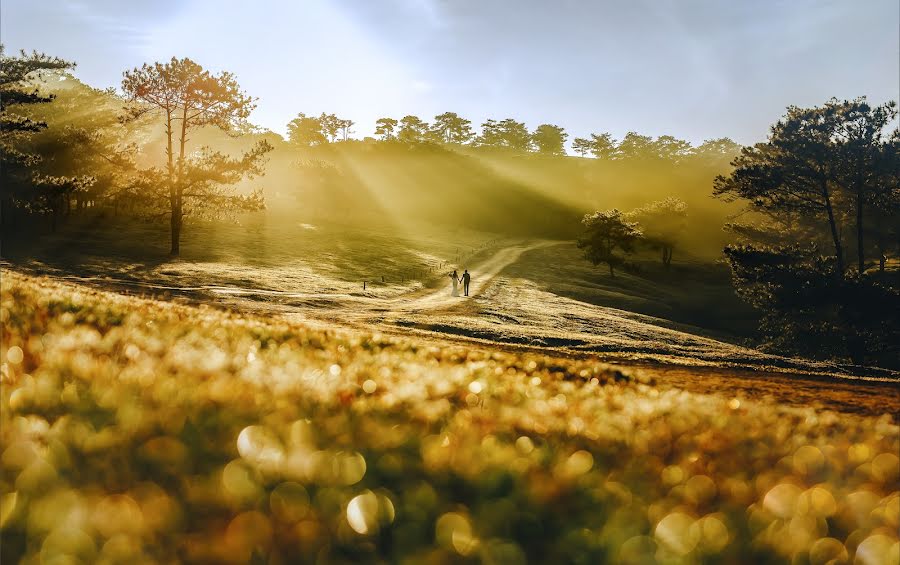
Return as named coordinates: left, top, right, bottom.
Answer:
left=1, top=271, right=898, bottom=564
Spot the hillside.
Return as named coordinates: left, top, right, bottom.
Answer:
left=262, top=141, right=742, bottom=257
left=2, top=271, right=898, bottom=563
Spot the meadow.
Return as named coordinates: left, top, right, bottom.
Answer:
left=2, top=270, right=898, bottom=564
left=6, top=217, right=894, bottom=380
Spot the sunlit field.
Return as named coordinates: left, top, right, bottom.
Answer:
left=3, top=215, right=502, bottom=301
left=2, top=2, right=898, bottom=563
left=2, top=272, right=898, bottom=564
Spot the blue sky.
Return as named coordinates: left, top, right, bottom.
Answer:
left=2, top=0, right=897, bottom=146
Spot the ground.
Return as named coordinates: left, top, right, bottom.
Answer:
left=1, top=270, right=899, bottom=564
left=1, top=220, right=899, bottom=563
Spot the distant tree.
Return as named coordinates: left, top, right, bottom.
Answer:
left=476, top=118, right=531, bottom=150
left=692, top=138, right=742, bottom=162
left=652, top=135, right=692, bottom=161
left=451, top=116, right=475, bottom=144
left=337, top=118, right=355, bottom=141
left=476, top=119, right=503, bottom=147
left=398, top=115, right=428, bottom=143
left=431, top=112, right=474, bottom=144
left=374, top=117, right=398, bottom=140
left=589, top=132, right=617, bottom=159
left=122, top=57, right=270, bottom=255
left=318, top=113, right=342, bottom=142
left=577, top=209, right=643, bottom=276
left=627, top=197, right=688, bottom=268
left=286, top=113, right=326, bottom=146
left=531, top=124, right=568, bottom=155
left=497, top=118, right=531, bottom=151
left=617, top=132, right=655, bottom=159
left=572, top=137, right=592, bottom=157
left=0, top=47, right=78, bottom=229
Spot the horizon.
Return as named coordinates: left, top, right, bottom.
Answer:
left=2, top=0, right=898, bottom=148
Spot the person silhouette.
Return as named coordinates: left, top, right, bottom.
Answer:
left=462, top=269, right=471, bottom=296
left=449, top=270, right=460, bottom=297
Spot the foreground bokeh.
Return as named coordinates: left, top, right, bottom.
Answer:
left=1, top=272, right=898, bottom=564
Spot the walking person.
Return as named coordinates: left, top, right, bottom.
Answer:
left=449, top=270, right=460, bottom=297
left=462, top=269, right=471, bottom=297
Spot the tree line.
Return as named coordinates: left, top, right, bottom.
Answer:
left=287, top=110, right=740, bottom=160
left=2, top=46, right=740, bottom=256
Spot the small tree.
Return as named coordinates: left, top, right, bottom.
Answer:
left=617, top=132, right=655, bottom=159
left=589, top=132, right=617, bottom=159
left=692, top=138, right=742, bottom=163
left=122, top=57, right=270, bottom=255
left=627, top=197, right=688, bottom=269
left=531, top=124, right=568, bottom=155
left=652, top=135, right=692, bottom=161
left=318, top=113, right=341, bottom=142
left=398, top=115, right=428, bottom=143
left=338, top=118, right=354, bottom=141
left=431, top=112, right=474, bottom=144
left=497, top=118, right=531, bottom=151
left=374, top=117, right=398, bottom=140
left=572, top=137, right=592, bottom=157
left=577, top=209, right=643, bottom=276
left=287, top=113, right=326, bottom=146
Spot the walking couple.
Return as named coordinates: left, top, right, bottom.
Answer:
left=449, top=269, right=471, bottom=297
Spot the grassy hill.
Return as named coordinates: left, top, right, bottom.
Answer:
left=2, top=271, right=897, bottom=563
left=261, top=140, right=742, bottom=259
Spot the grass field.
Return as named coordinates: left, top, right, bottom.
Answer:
left=2, top=214, right=503, bottom=299
left=4, top=219, right=894, bottom=378
left=2, top=271, right=898, bottom=564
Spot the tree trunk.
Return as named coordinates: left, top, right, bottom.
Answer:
left=608, top=263, right=614, bottom=277
left=856, top=188, right=864, bottom=274
left=170, top=202, right=182, bottom=256
left=822, top=181, right=844, bottom=275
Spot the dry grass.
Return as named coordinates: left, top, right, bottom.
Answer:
left=1, top=271, right=898, bottom=564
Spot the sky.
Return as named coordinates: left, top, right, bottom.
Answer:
left=2, top=0, right=898, bottom=147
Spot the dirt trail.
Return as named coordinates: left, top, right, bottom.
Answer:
left=386, top=240, right=560, bottom=313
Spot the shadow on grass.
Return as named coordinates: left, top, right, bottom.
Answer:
left=501, top=242, right=759, bottom=341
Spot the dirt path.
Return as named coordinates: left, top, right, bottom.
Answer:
left=385, top=240, right=560, bottom=313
